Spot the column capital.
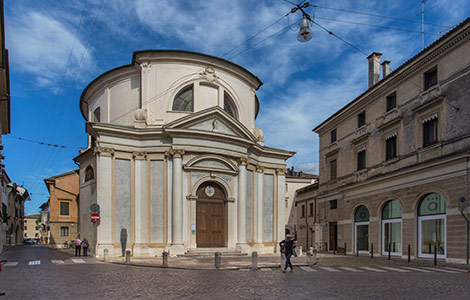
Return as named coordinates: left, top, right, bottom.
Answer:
left=276, top=168, right=287, bottom=175
left=132, top=151, right=147, bottom=159
left=94, top=147, right=114, bottom=157
left=166, top=149, right=185, bottom=158
left=255, top=166, right=264, bottom=173
left=238, top=156, right=249, bottom=166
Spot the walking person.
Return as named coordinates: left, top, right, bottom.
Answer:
left=74, top=237, right=82, bottom=257
left=82, top=238, right=89, bottom=256
left=279, top=234, right=296, bottom=272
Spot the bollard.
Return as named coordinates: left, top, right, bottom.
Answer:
left=103, top=249, right=109, bottom=262
left=344, top=242, right=347, bottom=256
left=306, top=249, right=312, bottom=265
left=312, top=248, right=317, bottom=265
left=371, top=244, right=373, bottom=259
left=434, top=245, right=437, bottom=266
left=408, top=245, right=411, bottom=263
left=325, top=242, right=328, bottom=253
left=299, top=246, right=303, bottom=256
left=214, top=252, right=221, bottom=269
left=252, top=251, right=258, bottom=270
left=125, top=250, right=131, bottom=264
left=162, top=251, right=168, bottom=268
left=388, top=242, right=391, bottom=260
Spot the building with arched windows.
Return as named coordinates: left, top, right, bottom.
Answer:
left=296, top=18, right=470, bottom=263
left=74, top=50, right=293, bottom=257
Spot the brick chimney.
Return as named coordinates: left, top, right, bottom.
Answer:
left=381, top=60, right=391, bottom=79
left=367, top=52, right=382, bottom=88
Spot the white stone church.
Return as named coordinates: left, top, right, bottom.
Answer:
left=75, top=50, right=293, bottom=257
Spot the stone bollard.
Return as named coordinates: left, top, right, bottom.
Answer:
left=306, top=249, right=312, bottom=265
left=103, top=249, right=109, bottom=262
left=162, top=251, right=168, bottom=268
left=312, top=248, right=317, bottom=265
left=215, top=252, right=222, bottom=269
left=251, top=251, right=258, bottom=270
left=298, top=246, right=303, bottom=256
left=125, top=250, right=131, bottom=264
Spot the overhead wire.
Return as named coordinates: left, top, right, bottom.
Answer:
left=4, top=135, right=84, bottom=150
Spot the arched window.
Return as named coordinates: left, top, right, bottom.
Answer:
left=223, top=92, right=236, bottom=118
left=93, top=107, right=101, bottom=122
left=172, top=85, right=193, bottom=112
left=418, top=193, right=446, bottom=258
left=354, top=205, right=369, bottom=254
left=382, top=200, right=402, bottom=255
left=85, top=166, right=94, bottom=182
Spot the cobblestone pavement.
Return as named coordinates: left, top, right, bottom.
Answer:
left=1, top=246, right=470, bottom=300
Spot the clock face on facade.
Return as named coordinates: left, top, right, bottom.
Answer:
left=205, top=186, right=215, bottom=197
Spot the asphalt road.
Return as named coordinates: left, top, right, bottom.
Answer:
left=1, top=245, right=469, bottom=299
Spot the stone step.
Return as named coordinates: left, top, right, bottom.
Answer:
left=180, top=249, right=248, bottom=257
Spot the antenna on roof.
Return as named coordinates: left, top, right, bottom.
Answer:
left=420, top=0, right=428, bottom=49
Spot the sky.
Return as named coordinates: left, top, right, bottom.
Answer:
left=2, top=0, right=469, bottom=215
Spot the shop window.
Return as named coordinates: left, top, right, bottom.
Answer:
left=424, top=66, right=437, bottom=90
left=330, top=129, right=337, bottom=143
left=357, top=111, right=366, bottom=128
left=418, top=193, right=446, bottom=258
left=386, top=92, right=396, bottom=112
left=385, top=134, right=397, bottom=160
left=382, top=200, right=402, bottom=255
left=172, top=85, right=193, bottom=112
left=423, top=115, right=438, bottom=147
left=61, top=227, right=69, bottom=237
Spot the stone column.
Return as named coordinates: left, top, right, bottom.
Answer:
left=253, top=166, right=264, bottom=250
left=133, top=152, right=148, bottom=256
left=169, top=149, right=185, bottom=255
left=237, top=157, right=250, bottom=253
left=276, top=168, right=286, bottom=252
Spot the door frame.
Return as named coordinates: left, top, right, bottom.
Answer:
left=418, top=214, right=446, bottom=259
left=381, top=219, right=402, bottom=256
left=355, top=221, right=369, bottom=254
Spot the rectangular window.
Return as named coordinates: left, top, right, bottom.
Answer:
left=424, top=67, right=438, bottom=90
left=61, top=227, right=69, bottom=237
left=59, top=201, right=70, bottom=216
left=309, top=203, right=314, bottom=217
left=357, top=111, right=366, bottom=128
left=423, top=117, right=438, bottom=147
left=386, top=92, right=397, bottom=112
left=301, top=205, right=305, bottom=218
left=357, top=149, right=366, bottom=170
left=330, top=129, right=337, bottom=143
left=330, top=159, right=337, bottom=180
left=330, top=200, right=337, bottom=210
left=386, top=135, right=397, bottom=160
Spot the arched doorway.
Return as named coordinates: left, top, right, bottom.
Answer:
left=196, top=181, right=226, bottom=247
left=418, top=193, right=446, bottom=258
left=354, top=205, right=370, bottom=254
left=382, top=200, right=402, bottom=255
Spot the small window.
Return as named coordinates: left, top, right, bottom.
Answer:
left=358, top=111, right=366, bottom=128
left=301, top=205, right=305, bottom=218
left=330, top=159, right=337, bottom=180
left=386, top=92, right=396, bottom=112
left=330, top=200, right=337, bottom=210
left=224, top=92, right=236, bottom=118
left=61, top=227, right=69, bottom=237
left=85, top=166, right=94, bottom=182
left=60, top=201, right=70, bottom=217
left=357, top=149, right=366, bottom=170
left=423, top=116, right=438, bottom=147
left=172, top=85, right=193, bottom=112
left=330, top=129, right=337, bottom=143
left=93, top=107, right=101, bottom=122
left=386, top=135, right=397, bottom=160
left=25, top=225, right=27, bottom=230
left=424, top=67, right=437, bottom=90
left=309, top=203, right=314, bottom=216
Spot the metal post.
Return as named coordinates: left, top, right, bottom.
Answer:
left=251, top=252, right=258, bottom=270
left=388, top=242, right=391, bottom=260
left=103, top=249, right=109, bottom=262
left=325, top=242, right=328, bottom=253
left=93, top=222, right=97, bottom=257
left=162, top=251, right=168, bottom=268
left=434, top=245, right=437, bottom=266
left=371, top=243, right=373, bottom=259
left=344, top=242, right=347, bottom=255
left=125, top=250, right=131, bottom=264
left=215, top=252, right=221, bottom=270
left=408, top=244, right=411, bottom=263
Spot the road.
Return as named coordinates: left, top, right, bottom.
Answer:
left=1, top=245, right=469, bottom=299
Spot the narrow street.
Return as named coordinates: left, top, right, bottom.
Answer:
left=1, top=245, right=470, bottom=299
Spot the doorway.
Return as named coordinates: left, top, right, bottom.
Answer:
left=196, top=182, right=226, bottom=247
left=329, top=222, right=337, bottom=251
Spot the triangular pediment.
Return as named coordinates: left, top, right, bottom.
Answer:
left=164, top=107, right=257, bottom=142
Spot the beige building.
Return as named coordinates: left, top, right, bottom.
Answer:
left=74, top=50, right=293, bottom=257
left=44, top=170, right=79, bottom=247
left=24, top=214, right=39, bottom=240
left=300, top=18, right=470, bottom=263
left=5, top=183, right=29, bottom=245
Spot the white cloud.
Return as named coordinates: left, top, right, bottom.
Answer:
left=296, top=162, right=319, bottom=174
left=6, top=10, right=96, bottom=89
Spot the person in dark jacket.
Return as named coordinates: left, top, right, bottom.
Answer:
left=279, top=234, right=296, bottom=272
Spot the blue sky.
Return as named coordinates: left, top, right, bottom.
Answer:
left=3, top=0, right=468, bottom=215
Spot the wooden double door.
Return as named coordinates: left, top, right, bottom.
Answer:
left=196, top=182, right=226, bottom=247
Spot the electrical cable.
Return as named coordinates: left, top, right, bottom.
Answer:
left=4, top=135, right=84, bottom=150
left=313, top=4, right=452, bottom=29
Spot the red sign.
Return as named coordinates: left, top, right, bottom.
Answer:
left=91, top=213, right=100, bottom=223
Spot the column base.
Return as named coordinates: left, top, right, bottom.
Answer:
left=236, top=243, right=251, bottom=253
left=168, top=243, right=185, bottom=256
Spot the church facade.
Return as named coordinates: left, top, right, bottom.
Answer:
left=75, top=50, right=293, bottom=257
